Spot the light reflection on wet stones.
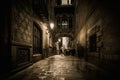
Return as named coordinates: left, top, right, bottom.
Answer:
left=8, top=55, right=88, bottom=80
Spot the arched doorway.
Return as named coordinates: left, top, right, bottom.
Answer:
left=33, top=22, right=43, bottom=62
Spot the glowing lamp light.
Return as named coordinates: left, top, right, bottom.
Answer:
left=58, top=38, right=61, bottom=42
left=50, top=23, right=54, bottom=29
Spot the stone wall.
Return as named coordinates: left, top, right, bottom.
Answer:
left=0, top=0, right=52, bottom=78
left=74, top=0, right=120, bottom=77
left=11, top=0, right=51, bottom=69
left=11, top=0, right=33, bottom=70
left=11, top=0, right=33, bottom=44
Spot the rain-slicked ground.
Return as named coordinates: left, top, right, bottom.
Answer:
left=6, top=55, right=103, bottom=80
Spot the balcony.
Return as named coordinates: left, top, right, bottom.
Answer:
left=33, top=0, right=48, bottom=22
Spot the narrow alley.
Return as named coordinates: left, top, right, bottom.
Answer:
left=0, top=0, right=120, bottom=80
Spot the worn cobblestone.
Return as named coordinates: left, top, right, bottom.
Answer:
left=7, top=55, right=87, bottom=80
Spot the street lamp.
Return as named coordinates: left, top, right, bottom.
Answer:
left=58, top=38, right=61, bottom=42
left=50, top=22, right=54, bottom=29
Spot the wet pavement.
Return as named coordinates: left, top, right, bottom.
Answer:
left=6, top=55, right=101, bottom=80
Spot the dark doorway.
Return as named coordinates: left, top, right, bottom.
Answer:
left=33, top=22, right=42, bottom=54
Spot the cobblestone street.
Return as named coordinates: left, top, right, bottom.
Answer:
left=7, top=55, right=88, bottom=80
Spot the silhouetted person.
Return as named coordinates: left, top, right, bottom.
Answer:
left=77, top=44, right=84, bottom=58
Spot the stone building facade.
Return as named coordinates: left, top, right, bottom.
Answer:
left=74, top=0, right=120, bottom=77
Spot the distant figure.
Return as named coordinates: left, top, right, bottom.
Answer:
left=61, top=46, right=65, bottom=53
left=77, top=44, right=84, bottom=58
left=61, top=46, right=65, bottom=56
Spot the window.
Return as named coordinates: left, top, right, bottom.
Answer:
left=89, top=34, right=97, bottom=52
left=56, top=16, right=73, bottom=29
left=56, top=0, right=72, bottom=5
left=62, top=0, right=71, bottom=5
left=62, top=18, right=68, bottom=29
